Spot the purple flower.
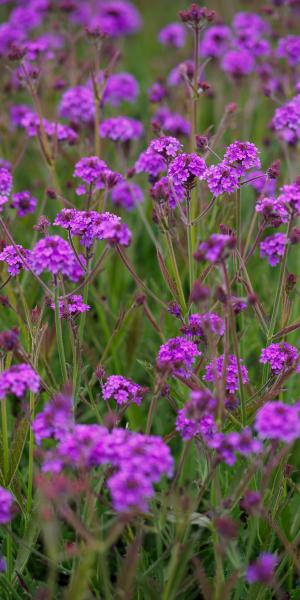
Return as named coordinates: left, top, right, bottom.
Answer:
left=0, top=487, right=14, bottom=524
left=271, top=95, right=300, bottom=145
left=0, top=167, right=13, bottom=206
left=148, top=136, right=182, bottom=160
left=246, top=170, right=276, bottom=196
left=0, top=244, right=31, bottom=276
left=152, top=107, right=190, bottom=137
left=0, top=363, right=40, bottom=399
left=277, top=35, right=300, bottom=66
left=135, top=150, right=166, bottom=178
left=59, top=86, right=94, bottom=125
left=255, top=196, right=289, bottom=226
left=176, top=410, right=217, bottom=441
left=11, top=191, right=37, bottom=217
left=148, top=82, right=167, bottom=103
left=156, top=337, right=201, bottom=379
left=150, top=176, right=185, bottom=208
left=158, top=23, right=186, bottom=48
left=259, top=342, right=299, bottom=374
left=233, top=12, right=270, bottom=36
left=200, top=25, right=232, bottom=59
left=204, top=162, right=240, bottom=196
left=255, top=401, right=300, bottom=443
left=15, top=108, right=77, bottom=145
left=111, top=181, right=143, bottom=210
left=103, top=72, right=139, bottom=106
left=224, top=141, right=261, bottom=174
left=247, top=553, right=278, bottom=584
left=107, top=468, right=153, bottom=513
left=204, top=354, right=249, bottom=395
left=260, top=232, right=287, bottom=266
left=93, top=1, right=142, bottom=38
left=74, top=156, right=108, bottom=185
left=33, top=391, right=73, bottom=446
left=30, top=235, right=85, bottom=281
left=54, top=209, right=131, bottom=248
left=181, top=312, right=225, bottom=338
left=102, top=375, right=147, bottom=406
left=99, top=116, right=144, bottom=142
left=167, top=61, right=194, bottom=87
left=278, top=181, right=300, bottom=215
left=221, top=49, right=255, bottom=79
left=168, top=153, right=206, bottom=188
left=194, top=233, right=236, bottom=263
left=49, top=295, right=90, bottom=319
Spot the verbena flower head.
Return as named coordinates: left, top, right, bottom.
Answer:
left=152, top=107, right=190, bottom=137
left=103, top=72, right=139, bottom=106
left=107, top=469, right=153, bottom=513
left=148, top=82, right=167, bottom=103
left=49, top=295, right=90, bottom=318
left=259, top=342, right=299, bottom=374
left=278, top=181, right=300, bottom=215
left=255, top=196, right=289, bottom=226
left=135, top=149, right=166, bottom=177
left=0, top=487, right=15, bottom=524
left=59, top=86, right=94, bottom=125
left=30, top=235, right=85, bottom=281
left=0, top=363, right=40, bottom=399
left=111, top=181, right=143, bottom=210
left=99, top=116, right=143, bottom=142
left=94, top=1, right=142, bottom=38
left=33, top=390, right=73, bottom=446
left=11, top=191, right=37, bottom=217
left=0, top=244, right=31, bottom=276
left=200, top=25, right=232, bottom=58
left=260, top=232, right=287, bottom=266
left=158, top=23, right=186, bottom=48
left=194, top=233, right=236, bottom=263
left=247, top=553, right=278, bottom=584
left=223, top=141, right=261, bottom=174
left=148, top=136, right=182, bottom=160
left=102, top=375, right=147, bottom=406
left=277, top=35, right=300, bottom=66
left=54, top=209, right=131, bottom=248
left=181, top=312, right=225, bottom=338
left=73, top=156, right=108, bottom=185
left=255, top=401, right=300, bottom=443
left=156, top=337, right=201, bottom=379
left=221, top=49, right=255, bottom=79
left=0, top=167, right=13, bottom=206
left=176, top=411, right=217, bottom=441
left=233, top=12, right=270, bottom=36
left=208, top=428, right=261, bottom=466
left=271, top=95, right=300, bottom=145
left=204, top=354, right=248, bottom=395
left=204, top=162, right=240, bottom=196
left=150, top=176, right=185, bottom=208
left=168, top=153, right=206, bottom=188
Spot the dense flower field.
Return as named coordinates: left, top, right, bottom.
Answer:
left=0, top=0, right=300, bottom=598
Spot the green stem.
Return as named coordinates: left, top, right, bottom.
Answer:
left=186, top=195, right=194, bottom=297
left=26, top=390, right=35, bottom=515
left=165, top=232, right=187, bottom=314
left=54, top=282, right=68, bottom=383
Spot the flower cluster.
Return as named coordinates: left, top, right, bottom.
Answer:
left=194, top=233, right=236, bottom=263
left=181, top=312, right=225, bottom=339
left=33, top=391, right=73, bottom=446
left=49, top=295, right=90, bottom=319
left=259, top=343, right=299, bottom=374
left=156, top=337, right=201, bottom=379
left=0, top=487, right=15, bottom=524
left=260, top=233, right=287, bottom=266
left=255, top=402, right=300, bottom=444
left=54, top=209, right=132, bottom=248
left=0, top=364, right=40, bottom=399
left=100, top=116, right=144, bottom=142
left=41, top=424, right=173, bottom=513
left=0, top=167, right=13, bottom=206
left=0, top=244, right=31, bottom=276
left=30, top=236, right=85, bottom=281
left=168, top=153, right=206, bottom=188
left=176, top=389, right=218, bottom=440
left=102, top=375, right=147, bottom=406
left=111, top=181, right=144, bottom=210
left=208, top=427, right=261, bottom=466
left=11, top=191, right=37, bottom=217
left=204, top=354, right=249, bottom=396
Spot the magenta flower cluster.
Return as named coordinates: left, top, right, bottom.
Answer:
left=102, top=375, right=147, bottom=406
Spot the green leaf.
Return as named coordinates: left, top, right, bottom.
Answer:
left=8, top=417, right=29, bottom=486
